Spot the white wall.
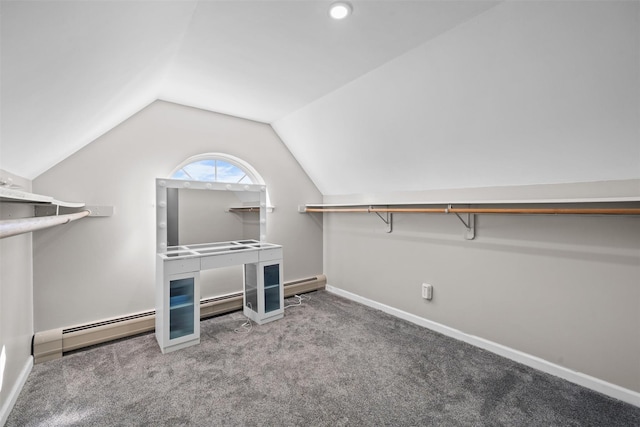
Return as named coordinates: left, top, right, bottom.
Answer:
left=322, top=195, right=640, bottom=393
left=0, top=170, right=34, bottom=423
left=274, top=1, right=639, bottom=195
left=33, top=101, right=323, bottom=331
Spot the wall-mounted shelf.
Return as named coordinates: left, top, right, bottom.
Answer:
left=227, top=205, right=275, bottom=213
left=0, top=187, right=113, bottom=239
left=0, top=186, right=85, bottom=208
left=299, top=199, right=640, bottom=240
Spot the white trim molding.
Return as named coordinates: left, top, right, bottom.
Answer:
left=0, top=356, right=33, bottom=425
left=326, top=285, right=640, bottom=408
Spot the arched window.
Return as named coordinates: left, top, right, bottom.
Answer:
left=170, top=153, right=264, bottom=185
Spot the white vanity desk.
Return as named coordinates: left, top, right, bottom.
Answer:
left=156, top=239, right=283, bottom=354
left=155, top=177, right=282, bottom=354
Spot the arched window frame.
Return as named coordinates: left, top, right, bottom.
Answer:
left=169, top=153, right=265, bottom=186
left=169, top=153, right=272, bottom=208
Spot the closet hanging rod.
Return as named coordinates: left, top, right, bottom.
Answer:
left=0, top=210, right=91, bottom=239
left=303, top=207, right=640, bottom=215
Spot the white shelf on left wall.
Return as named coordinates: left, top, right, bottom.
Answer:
left=0, top=186, right=113, bottom=239
left=0, top=186, right=85, bottom=208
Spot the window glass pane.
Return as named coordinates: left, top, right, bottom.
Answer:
left=172, top=169, right=190, bottom=180
left=181, top=159, right=215, bottom=181
left=171, top=158, right=255, bottom=184
left=216, top=161, right=251, bottom=183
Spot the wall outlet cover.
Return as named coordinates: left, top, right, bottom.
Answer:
left=422, top=283, right=433, bottom=300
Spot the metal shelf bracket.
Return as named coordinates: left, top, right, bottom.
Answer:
left=449, top=205, right=475, bottom=240
left=371, top=207, right=393, bottom=233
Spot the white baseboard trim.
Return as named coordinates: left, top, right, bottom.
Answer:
left=0, top=356, right=33, bottom=426
left=325, top=285, right=640, bottom=408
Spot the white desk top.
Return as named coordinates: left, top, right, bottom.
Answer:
left=158, top=240, right=281, bottom=261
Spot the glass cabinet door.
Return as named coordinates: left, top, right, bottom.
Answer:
left=263, top=264, right=280, bottom=313
left=169, top=277, right=195, bottom=339
left=243, top=261, right=282, bottom=323
left=244, top=263, right=258, bottom=313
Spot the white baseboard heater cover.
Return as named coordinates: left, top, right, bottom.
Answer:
left=33, top=275, right=326, bottom=363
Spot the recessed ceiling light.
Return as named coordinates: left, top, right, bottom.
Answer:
left=329, top=2, right=352, bottom=20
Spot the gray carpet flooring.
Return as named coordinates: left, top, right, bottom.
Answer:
left=7, top=290, right=640, bottom=426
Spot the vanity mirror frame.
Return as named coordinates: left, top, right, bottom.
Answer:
left=155, top=178, right=267, bottom=253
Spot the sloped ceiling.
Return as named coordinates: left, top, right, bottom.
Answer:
left=1, top=0, right=500, bottom=180
left=275, top=1, right=640, bottom=195
left=3, top=1, right=638, bottom=196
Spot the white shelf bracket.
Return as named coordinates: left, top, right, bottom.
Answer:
left=450, top=205, right=475, bottom=240
left=36, top=205, right=113, bottom=217
left=371, top=207, right=393, bottom=233
left=85, top=205, right=114, bottom=217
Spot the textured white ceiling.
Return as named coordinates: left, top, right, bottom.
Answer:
left=1, top=0, right=499, bottom=179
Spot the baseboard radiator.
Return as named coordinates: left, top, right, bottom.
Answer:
left=33, top=274, right=326, bottom=363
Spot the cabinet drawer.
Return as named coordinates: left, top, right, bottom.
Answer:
left=201, top=250, right=259, bottom=270
left=259, top=248, right=283, bottom=262
left=164, top=258, right=201, bottom=275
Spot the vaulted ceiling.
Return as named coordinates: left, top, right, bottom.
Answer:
left=1, top=0, right=499, bottom=180
left=2, top=1, right=638, bottom=195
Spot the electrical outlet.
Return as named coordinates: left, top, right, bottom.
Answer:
left=422, top=283, right=433, bottom=300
